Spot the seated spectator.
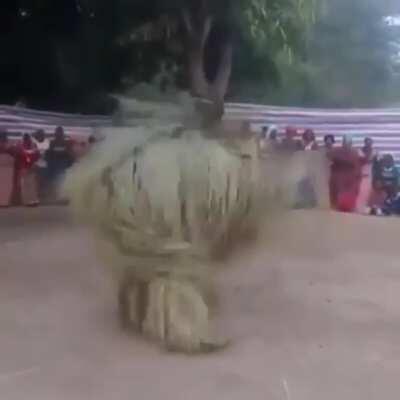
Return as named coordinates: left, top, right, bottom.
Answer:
left=381, top=191, right=400, bottom=216
left=302, top=129, right=318, bottom=151
left=280, top=126, right=302, bottom=153
left=0, top=132, right=15, bottom=206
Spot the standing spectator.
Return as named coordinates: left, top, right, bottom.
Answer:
left=356, top=137, right=378, bottom=214
left=295, top=129, right=319, bottom=209
left=302, top=129, right=318, bottom=151
left=0, top=132, right=15, bottom=207
left=14, top=134, right=40, bottom=206
left=281, top=126, right=302, bottom=153
left=329, top=135, right=362, bottom=212
left=32, top=129, right=50, bottom=201
left=261, top=126, right=269, bottom=138
left=47, top=126, right=73, bottom=185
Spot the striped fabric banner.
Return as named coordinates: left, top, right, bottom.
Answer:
left=4, top=102, right=400, bottom=164
left=0, top=105, right=112, bottom=142
left=224, top=102, right=400, bottom=165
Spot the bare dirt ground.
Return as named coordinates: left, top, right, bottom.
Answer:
left=1, top=206, right=400, bottom=400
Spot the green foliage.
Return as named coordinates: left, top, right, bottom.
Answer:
left=2, top=0, right=400, bottom=111
left=121, top=0, right=320, bottom=101
left=234, top=0, right=400, bottom=107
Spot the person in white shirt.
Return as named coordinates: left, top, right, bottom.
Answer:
left=32, top=129, right=50, bottom=201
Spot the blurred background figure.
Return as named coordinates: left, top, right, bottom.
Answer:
left=88, top=135, right=97, bottom=146
left=46, top=127, right=73, bottom=200
left=14, top=134, right=40, bottom=206
left=376, top=154, right=399, bottom=196
left=356, top=137, right=378, bottom=214
left=323, top=134, right=335, bottom=153
left=259, top=125, right=279, bottom=153
left=32, top=129, right=50, bottom=202
left=370, top=154, right=399, bottom=216
left=302, top=129, right=318, bottom=151
left=0, top=132, right=15, bottom=207
left=14, top=98, right=27, bottom=108
left=71, top=139, right=87, bottom=160
left=281, top=126, right=302, bottom=153
left=329, top=135, right=362, bottom=212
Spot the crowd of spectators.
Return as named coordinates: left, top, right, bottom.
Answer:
left=0, top=127, right=96, bottom=207
left=259, top=125, right=400, bottom=216
left=1, top=122, right=399, bottom=217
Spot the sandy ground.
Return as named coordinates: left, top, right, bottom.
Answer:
left=1, top=207, right=400, bottom=400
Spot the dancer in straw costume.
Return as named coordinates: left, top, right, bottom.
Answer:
left=63, top=87, right=326, bottom=353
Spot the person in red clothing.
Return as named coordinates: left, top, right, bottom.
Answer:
left=13, top=134, right=40, bottom=206
left=0, top=132, right=15, bottom=207
left=329, top=135, right=362, bottom=212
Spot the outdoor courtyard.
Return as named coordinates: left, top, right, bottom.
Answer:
left=1, top=207, right=399, bottom=399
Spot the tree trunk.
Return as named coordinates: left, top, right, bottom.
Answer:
left=183, top=9, right=233, bottom=122
left=188, top=43, right=209, bottom=98
left=208, top=40, right=233, bottom=119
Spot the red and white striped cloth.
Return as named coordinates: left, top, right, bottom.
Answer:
left=225, top=102, right=400, bottom=165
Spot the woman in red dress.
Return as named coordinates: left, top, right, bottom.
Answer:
left=13, top=134, right=40, bottom=206
left=329, top=135, right=362, bottom=212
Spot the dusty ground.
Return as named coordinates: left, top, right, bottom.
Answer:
left=1, top=206, right=400, bottom=400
